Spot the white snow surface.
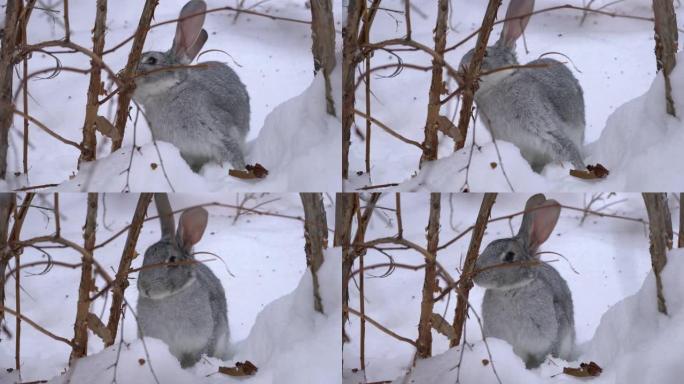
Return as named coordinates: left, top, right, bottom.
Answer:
left=343, top=193, right=682, bottom=383
left=345, top=0, right=684, bottom=192
left=0, top=193, right=340, bottom=384
left=6, top=0, right=342, bottom=192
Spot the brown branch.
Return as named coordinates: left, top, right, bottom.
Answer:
left=453, top=0, right=502, bottom=151
left=105, top=193, right=152, bottom=346
left=70, top=193, right=98, bottom=362
left=0, top=0, right=22, bottom=179
left=0, top=305, right=74, bottom=347
left=354, top=109, right=424, bottom=150
left=337, top=193, right=358, bottom=343
left=111, top=0, right=159, bottom=151
left=12, top=109, right=82, bottom=150
left=345, top=305, right=418, bottom=347
left=680, top=193, right=684, bottom=248
left=642, top=193, right=672, bottom=315
left=652, top=0, right=678, bottom=117
left=310, top=0, right=336, bottom=116
left=450, top=193, right=496, bottom=347
left=419, top=0, right=448, bottom=166
left=300, top=193, right=328, bottom=314
left=342, top=0, right=364, bottom=180
left=416, top=193, right=441, bottom=358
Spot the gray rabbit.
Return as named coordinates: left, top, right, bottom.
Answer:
left=137, top=195, right=228, bottom=368
left=473, top=194, right=574, bottom=368
left=459, top=0, right=585, bottom=172
left=133, top=0, right=250, bottom=172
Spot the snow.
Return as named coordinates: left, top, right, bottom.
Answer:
left=7, top=0, right=342, bottom=192
left=345, top=0, right=684, bottom=192
left=0, top=193, right=340, bottom=384
left=343, top=193, right=681, bottom=383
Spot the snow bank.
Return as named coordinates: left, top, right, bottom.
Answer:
left=389, top=248, right=684, bottom=384
left=581, top=248, right=684, bottom=384
left=35, top=249, right=341, bottom=384
left=54, top=70, right=341, bottom=192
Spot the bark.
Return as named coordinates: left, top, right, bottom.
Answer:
left=342, top=0, right=364, bottom=180
left=105, top=193, right=153, bottom=345
left=652, top=0, right=678, bottom=117
left=300, top=193, right=329, bottom=313
left=336, top=193, right=358, bottom=342
left=0, top=1, right=22, bottom=179
left=78, top=0, right=108, bottom=165
left=642, top=193, right=672, bottom=315
left=310, top=0, right=337, bottom=116
left=417, top=193, right=441, bottom=358
left=419, top=0, right=448, bottom=166
left=0, top=193, right=14, bottom=324
left=112, top=0, right=159, bottom=151
left=70, top=193, right=98, bottom=362
left=454, top=0, right=502, bottom=151
left=450, top=193, right=497, bottom=347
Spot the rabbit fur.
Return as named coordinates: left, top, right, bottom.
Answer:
left=137, top=202, right=228, bottom=368
left=459, top=0, right=586, bottom=172
left=473, top=194, right=574, bottom=368
left=133, top=0, right=250, bottom=172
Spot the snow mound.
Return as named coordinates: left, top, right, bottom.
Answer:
left=53, top=70, right=341, bottom=192
left=229, top=248, right=342, bottom=384
left=383, top=52, right=684, bottom=192
left=581, top=248, right=684, bottom=384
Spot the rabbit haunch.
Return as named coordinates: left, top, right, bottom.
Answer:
left=137, top=203, right=229, bottom=368
left=132, top=0, right=250, bottom=172
left=459, top=0, right=586, bottom=172
left=473, top=194, right=575, bottom=369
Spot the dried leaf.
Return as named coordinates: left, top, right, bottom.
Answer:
left=150, top=163, right=158, bottom=170
left=482, top=359, right=489, bottom=366
left=94, top=116, right=121, bottom=141
left=138, top=358, right=145, bottom=366
left=86, top=313, right=113, bottom=345
left=563, top=361, right=603, bottom=378
left=218, top=361, right=258, bottom=377
left=435, top=115, right=463, bottom=142
left=229, top=163, right=269, bottom=180
left=490, top=162, right=497, bottom=169
left=569, top=163, right=610, bottom=180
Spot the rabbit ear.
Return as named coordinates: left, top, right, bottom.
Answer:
left=176, top=207, right=208, bottom=252
left=185, top=29, right=208, bottom=63
left=518, top=194, right=560, bottom=252
left=499, top=0, right=535, bottom=48
left=171, top=0, right=208, bottom=64
left=154, top=193, right=176, bottom=238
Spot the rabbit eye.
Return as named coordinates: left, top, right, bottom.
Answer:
left=145, top=56, right=158, bottom=65
left=503, top=251, right=515, bottom=262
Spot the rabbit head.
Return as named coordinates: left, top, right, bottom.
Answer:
left=134, top=0, right=209, bottom=98
left=138, top=207, right=209, bottom=300
left=474, top=194, right=560, bottom=290
left=458, top=0, right=535, bottom=76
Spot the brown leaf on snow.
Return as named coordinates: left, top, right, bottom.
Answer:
left=563, top=361, right=603, bottom=378
left=229, top=163, right=269, bottom=180
left=138, top=358, right=145, bottom=366
left=569, top=163, right=610, bottom=180
left=435, top=115, right=463, bottom=142
left=482, top=359, right=489, bottom=366
left=150, top=163, right=158, bottom=170
left=218, top=360, right=259, bottom=377
left=94, top=116, right=121, bottom=141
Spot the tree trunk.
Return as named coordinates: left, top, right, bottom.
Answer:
left=310, top=0, right=337, bottom=116
left=342, top=0, right=364, bottom=180
left=652, top=0, right=678, bottom=117
left=70, top=193, right=98, bottom=362
left=416, top=193, right=441, bottom=358
left=419, top=0, right=448, bottom=166
left=300, top=193, right=329, bottom=313
left=0, top=1, right=22, bottom=179
left=105, top=193, right=153, bottom=345
left=78, top=0, right=107, bottom=165
left=450, top=193, right=497, bottom=347
left=454, top=0, right=502, bottom=151
left=642, top=193, right=672, bottom=315
left=112, top=0, right=159, bottom=151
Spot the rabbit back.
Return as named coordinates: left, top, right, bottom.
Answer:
left=140, top=61, right=250, bottom=171
left=482, top=263, right=574, bottom=368
left=475, top=58, right=585, bottom=171
left=137, top=262, right=228, bottom=367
